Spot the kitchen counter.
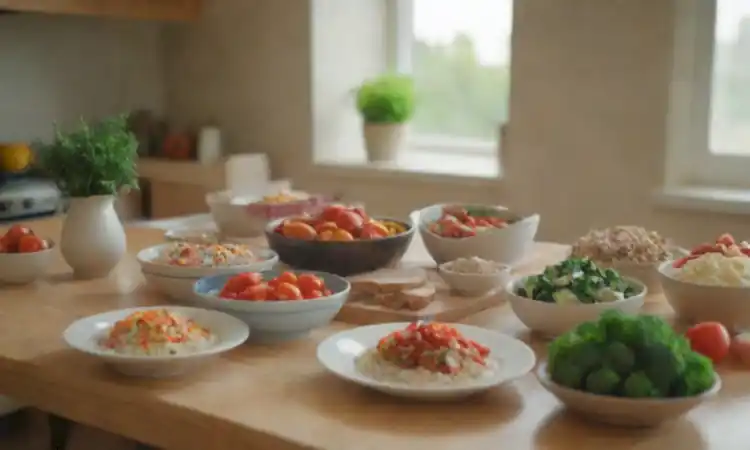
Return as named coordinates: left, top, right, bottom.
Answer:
left=0, top=218, right=746, bottom=449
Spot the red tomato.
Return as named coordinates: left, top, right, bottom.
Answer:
left=314, top=221, right=338, bottom=235
left=275, top=282, right=303, bottom=300
left=275, top=271, right=298, bottom=285
left=716, top=233, right=736, bottom=247
left=321, top=205, right=347, bottom=222
left=303, top=289, right=323, bottom=300
left=323, top=289, right=333, bottom=296
left=238, top=284, right=271, bottom=301
left=297, top=273, right=324, bottom=295
left=223, top=272, right=262, bottom=294
left=281, top=221, right=317, bottom=240
left=685, top=322, right=731, bottom=363
left=17, top=235, right=47, bottom=253
left=3, top=225, right=32, bottom=250
left=335, top=211, right=364, bottom=235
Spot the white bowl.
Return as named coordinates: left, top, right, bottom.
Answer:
left=506, top=277, right=647, bottom=337
left=193, top=269, right=350, bottom=343
left=413, top=204, right=540, bottom=266
left=658, top=260, right=750, bottom=331
left=317, top=323, right=536, bottom=400
left=143, top=273, right=200, bottom=304
left=536, top=362, right=721, bottom=427
left=0, top=241, right=55, bottom=285
left=437, top=262, right=511, bottom=297
left=63, top=306, right=250, bottom=378
left=137, top=244, right=279, bottom=279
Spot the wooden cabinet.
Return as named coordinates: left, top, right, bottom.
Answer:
left=0, top=0, right=202, bottom=21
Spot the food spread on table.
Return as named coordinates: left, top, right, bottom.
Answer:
left=273, top=204, right=407, bottom=241
left=259, top=191, right=310, bottom=204
left=570, top=226, right=671, bottom=264
left=516, top=258, right=637, bottom=304
left=440, top=256, right=506, bottom=275
left=100, top=309, right=215, bottom=356
left=355, top=322, right=497, bottom=385
left=427, top=205, right=515, bottom=239
left=218, top=271, right=333, bottom=301
left=548, top=310, right=716, bottom=398
left=671, top=234, right=750, bottom=287
left=159, top=242, right=257, bottom=267
left=0, top=224, right=49, bottom=254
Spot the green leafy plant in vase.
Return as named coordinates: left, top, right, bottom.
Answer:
left=356, top=74, right=415, bottom=162
left=36, top=114, right=139, bottom=279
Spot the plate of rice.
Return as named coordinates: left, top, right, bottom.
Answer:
left=316, top=322, right=536, bottom=400
left=63, top=306, right=250, bottom=378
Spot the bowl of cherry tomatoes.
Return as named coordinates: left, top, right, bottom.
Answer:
left=414, top=204, right=540, bottom=266
left=265, top=204, right=415, bottom=276
left=193, top=269, right=350, bottom=343
left=0, top=224, right=55, bottom=284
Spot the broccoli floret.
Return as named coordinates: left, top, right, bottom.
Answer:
left=551, top=362, right=587, bottom=389
left=623, top=371, right=659, bottom=398
left=585, top=367, right=621, bottom=395
left=671, top=351, right=716, bottom=397
left=602, top=341, right=635, bottom=375
left=639, top=342, right=685, bottom=395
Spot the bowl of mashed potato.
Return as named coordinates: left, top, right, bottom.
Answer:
left=659, top=241, right=750, bottom=331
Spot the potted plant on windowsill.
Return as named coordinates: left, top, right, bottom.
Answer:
left=356, top=74, right=415, bottom=162
left=36, top=115, right=138, bottom=279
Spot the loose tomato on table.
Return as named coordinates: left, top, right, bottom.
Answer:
left=685, top=322, right=731, bottom=364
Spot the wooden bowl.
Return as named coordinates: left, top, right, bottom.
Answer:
left=265, top=217, right=415, bottom=277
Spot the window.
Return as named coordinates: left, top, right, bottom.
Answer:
left=386, top=0, right=512, bottom=155
left=667, top=0, right=750, bottom=187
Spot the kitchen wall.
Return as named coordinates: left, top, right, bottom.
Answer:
left=0, top=14, right=164, bottom=142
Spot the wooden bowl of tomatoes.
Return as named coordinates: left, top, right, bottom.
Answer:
left=0, top=224, right=55, bottom=285
left=414, top=204, right=540, bottom=266
left=192, top=269, right=350, bottom=343
left=265, top=204, right=415, bottom=276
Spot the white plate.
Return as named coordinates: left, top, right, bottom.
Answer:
left=63, top=306, right=250, bottom=378
left=137, top=243, right=279, bottom=279
left=317, top=323, right=536, bottom=400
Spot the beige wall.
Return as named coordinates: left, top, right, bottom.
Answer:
left=4, top=1, right=747, bottom=247
left=0, top=14, right=164, bottom=141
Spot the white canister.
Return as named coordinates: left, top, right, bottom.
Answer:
left=197, top=126, right=223, bottom=165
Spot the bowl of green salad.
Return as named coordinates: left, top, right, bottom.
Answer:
left=537, top=310, right=721, bottom=427
left=506, top=258, right=647, bottom=336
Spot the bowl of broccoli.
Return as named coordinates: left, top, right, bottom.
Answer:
left=536, top=310, right=721, bottom=427
left=506, top=258, right=647, bottom=336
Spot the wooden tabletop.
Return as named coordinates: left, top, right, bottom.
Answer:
left=0, top=218, right=746, bottom=450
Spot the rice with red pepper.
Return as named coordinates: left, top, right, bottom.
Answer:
left=160, top=243, right=257, bottom=267
left=355, top=322, right=497, bottom=385
left=100, top=309, right=216, bottom=356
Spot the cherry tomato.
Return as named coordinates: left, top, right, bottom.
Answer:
left=303, top=289, right=323, bottom=300
left=239, top=284, right=272, bottom=301
left=297, top=273, right=324, bottom=295
left=314, top=221, right=338, bottom=234
left=275, top=282, right=303, bottom=300
left=2, top=225, right=32, bottom=250
left=685, top=322, right=731, bottom=364
left=281, top=221, right=317, bottom=240
left=330, top=229, right=354, bottom=241
left=17, top=235, right=47, bottom=253
left=222, top=272, right=262, bottom=294
left=335, top=211, right=364, bottom=235
left=321, top=204, right=347, bottom=223
left=275, top=271, right=298, bottom=285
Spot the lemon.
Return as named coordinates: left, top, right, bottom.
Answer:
left=0, top=143, right=32, bottom=172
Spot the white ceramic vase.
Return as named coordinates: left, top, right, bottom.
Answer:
left=363, top=122, right=406, bottom=162
left=60, top=195, right=126, bottom=279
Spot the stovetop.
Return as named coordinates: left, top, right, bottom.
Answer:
left=0, top=177, right=62, bottom=222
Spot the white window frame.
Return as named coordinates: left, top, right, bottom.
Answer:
left=384, top=0, right=502, bottom=156
left=666, top=0, right=750, bottom=188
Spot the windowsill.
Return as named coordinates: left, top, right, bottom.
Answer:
left=653, top=186, right=750, bottom=215
left=312, top=149, right=501, bottom=186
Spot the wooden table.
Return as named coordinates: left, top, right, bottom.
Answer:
left=0, top=218, right=746, bottom=450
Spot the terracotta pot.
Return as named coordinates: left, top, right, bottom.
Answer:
left=362, top=123, right=406, bottom=162
left=60, top=195, right=126, bottom=279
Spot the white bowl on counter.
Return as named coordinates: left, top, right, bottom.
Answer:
left=536, top=362, right=721, bottom=427
left=142, top=273, right=200, bottom=304
left=193, top=269, right=350, bottom=343
left=437, top=261, right=511, bottom=297
left=136, top=244, right=279, bottom=279
left=63, top=306, right=250, bottom=378
left=0, top=240, right=55, bottom=285
left=506, top=276, right=647, bottom=337
left=658, top=260, right=750, bottom=331
left=413, top=204, right=540, bottom=266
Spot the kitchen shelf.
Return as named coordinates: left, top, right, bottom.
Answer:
left=136, top=157, right=226, bottom=189
left=0, top=0, right=202, bottom=21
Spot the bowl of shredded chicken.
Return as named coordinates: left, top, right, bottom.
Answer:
left=100, top=309, right=216, bottom=357
left=570, top=226, right=685, bottom=293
